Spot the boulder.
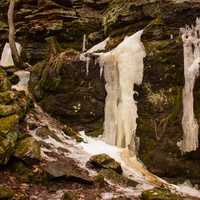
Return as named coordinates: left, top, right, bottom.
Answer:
left=141, top=188, right=182, bottom=200
left=99, top=169, right=138, bottom=188
left=0, top=115, right=19, bottom=137
left=30, top=50, right=105, bottom=132
left=14, top=137, right=41, bottom=163
left=62, top=124, right=83, bottom=142
left=43, top=158, right=93, bottom=183
left=0, top=91, right=16, bottom=104
left=87, top=153, right=122, bottom=174
left=0, top=132, right=18, bottom=165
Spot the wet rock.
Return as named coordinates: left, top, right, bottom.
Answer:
left=141, top=188, right=182, bottom=200
left=14, top=137, right=41, bottom=163
left=87, top=154, right=122, bottom=174
left=44, top=158, right=93, bottom=183
left=62, top=125, right=83, bottom=142
left=0, top=186, right=14, bottom=199
left=99, top=169, right=137, bottom=188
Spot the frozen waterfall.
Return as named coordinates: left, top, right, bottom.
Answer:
left=99, top=30, right=146, bottom=153
left=181, top=18, right=200, bottom=153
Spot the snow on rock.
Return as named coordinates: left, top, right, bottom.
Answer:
left=12, top=70, right=30, bottom=94
left=80, top=37, right=110, bottom=75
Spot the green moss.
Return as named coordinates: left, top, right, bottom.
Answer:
left=94, top=174, right=105, bottom=185
left=63, top=192, right=74, bottom=200
left=0, top=115, right=19, bottom=137
left=105, top=36, right=124, bottom=50
left=63, top=125, right=83, bottom=143
left=89, top=153, right=122, bottom=174
left=0, top=132, right=18, bottom=165
left=141, top=188, right=182, bottom=200
left=11, top=161, right=34, bottom=183
left=0, top=91, right=16, bottom=104
left=14, top=137, right=41, bottom=162
left=0, top=104, right=20, bottom=117
left=0, top=186, right=14, bottom=199
left=0, top=20, right=8, bottom=31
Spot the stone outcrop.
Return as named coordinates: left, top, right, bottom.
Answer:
left=2, top=0, right=200, bottom=183
left=0, top=66, right=40, bottom=165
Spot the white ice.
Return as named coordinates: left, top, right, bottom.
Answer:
left=99, top=30, right=146, bottom=152
left=0, top=42, right=22, bottom=67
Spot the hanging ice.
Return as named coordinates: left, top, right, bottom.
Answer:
left=180, top=18, right=200, bottom=153
left=99, top=30, right=146, bottom=153
left=80, top=37, right=110, bottom=75
left=0, top=42, right=22, bottom=67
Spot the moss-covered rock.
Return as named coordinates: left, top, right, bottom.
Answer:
left=87, top=154, right=122, bottom=174
left=29, top=50, right=105, bottom=131
left=62, top=125, right=83, bottom=142
left=0, top=132, right=18, bottom=165
left=0, top=115, right=19, bottom=137
left=0, top=186, right=14, bottom=199
left=0, top=67, right=11, bottom=92
left=0, top=104, right=20, bottom=117
left=141, top=188, right=182, bottom=200
left=14, top=137, right=41, bottom=163
left=0, top=91, right=16, bottom=104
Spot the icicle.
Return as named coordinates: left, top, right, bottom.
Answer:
left=80, top=37, right=110, bottom=75
left=99, top=30, right=146, bottom=152
left=181, top=19, right=200, bottom=153
left=82, top=34, right=87, bottom=52
left=0, top=42, right=22, bottom=67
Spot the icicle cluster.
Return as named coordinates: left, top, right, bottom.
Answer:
left=181, top=18, right=200, bottom=153
left=99, top=30, right=146, bottom=152
left=80, top=37, right=110, bottom=75
left=0, top=42, right=22, bottom=67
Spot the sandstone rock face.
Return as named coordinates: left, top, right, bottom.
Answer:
left=2, top=0, right=200, bottom=182
left=29, top=50, right=105, bottom=132
left=138, top=1, right=200, bottom=181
